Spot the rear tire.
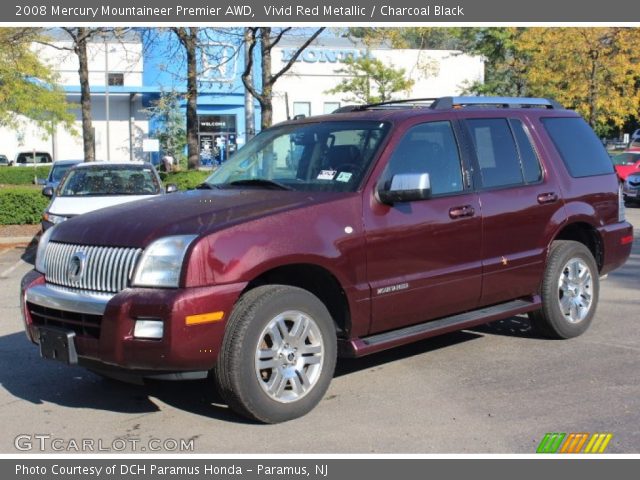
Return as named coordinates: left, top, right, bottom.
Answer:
left=214, top=285, right=337, bottom=423
left=529, top=240, right=599, bottom=339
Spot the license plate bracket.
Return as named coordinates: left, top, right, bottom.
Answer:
left=38, top=327, right=78, bottom=365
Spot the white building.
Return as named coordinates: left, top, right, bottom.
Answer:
left=271, top=38, right=485, bottom=122
left=1, top=30, right=149, bottom=162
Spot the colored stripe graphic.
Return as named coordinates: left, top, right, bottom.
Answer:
left=560, top=433, right=589, bottom=453
left=537, top=433, right=613, bottom=453
left=584, top=433, right=613, bottom=453
left=537, top=433, right=565, bottom=453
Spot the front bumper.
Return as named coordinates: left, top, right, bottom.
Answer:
left=623, top=185, right=640, bottom=199
left=21, top=271, right=246, bottom=373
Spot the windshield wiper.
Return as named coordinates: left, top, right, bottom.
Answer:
left=195, top=182, right=219, bottom=190
left=227, top=179, right=293, bottom=191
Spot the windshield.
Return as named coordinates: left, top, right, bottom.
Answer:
left=58, top=166, right=161, bottom=197
left=204, top=121, right=391, bottom=192
left=50, top=164, right=77, bottom=182
left=611, top=153, right=640, bottom=165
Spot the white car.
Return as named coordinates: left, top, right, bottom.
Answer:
left=42, top=161, right=176, bottom=230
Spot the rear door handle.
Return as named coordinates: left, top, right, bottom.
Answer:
left=449, top=205, right=475, bottom=219
left=537, top=192, right=558, bottom=204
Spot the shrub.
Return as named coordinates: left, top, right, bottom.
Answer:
left=161, top=170, right=211, bottom=190
left=0, top=187, right=49, bottom=225
left=0, top=166, right=51, bottom=185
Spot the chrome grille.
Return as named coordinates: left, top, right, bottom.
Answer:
left=44, top=242, right=142, bottom=293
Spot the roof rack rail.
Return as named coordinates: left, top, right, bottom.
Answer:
left=430, top=96, right=563, bottom=110
left=332, top=98, right=438, bottom=114
left=331, top=96, right=564, bottom=114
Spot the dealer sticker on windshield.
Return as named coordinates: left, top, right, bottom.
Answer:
left=317, top=170, right=337, bottom=180
left=336, top=172, right=353, bottom=182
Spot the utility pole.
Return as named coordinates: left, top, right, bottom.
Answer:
left=104, top=36, right=111, bottom=161
left=244, top=28, right=255, bottom=143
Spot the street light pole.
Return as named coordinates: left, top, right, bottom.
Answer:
left=104, top=37, right=111, bottom=161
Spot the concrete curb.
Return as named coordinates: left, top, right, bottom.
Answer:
left=0, top=236, right=38, bottom=246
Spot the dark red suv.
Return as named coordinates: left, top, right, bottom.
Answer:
left=21, top=97, right=633, bottom=423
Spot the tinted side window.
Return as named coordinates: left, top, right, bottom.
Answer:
left=542, top=117, right=614, bottom=177
left=466, top=118, right=522, bottom=188
left=383, top=121, right=463, bottom=196
left=510, top=119, right=542, bottom=183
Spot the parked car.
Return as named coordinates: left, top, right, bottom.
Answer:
left=22, top=97, right=633, bottom=423
left=630, top=129, right=640, bottom=143
left=627, top=140, right=640, bottom=152
left=623, top=171, right=640, bottom=204
left=40, top=161, right=175, bottom=231
left=0, top=154, right=12, bottom=166
left=40, top=160, right=83, bottom=190
left=15, top=151, right=53, bottom=166
left=610, top=151, right=640, bottom=180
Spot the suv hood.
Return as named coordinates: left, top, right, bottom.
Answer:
left=49, top=188, right=331, bottom=247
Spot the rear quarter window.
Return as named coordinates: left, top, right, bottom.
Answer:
left=541, top=117, right=614, bottom=177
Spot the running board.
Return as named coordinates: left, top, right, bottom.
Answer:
left=339, top=297, right=540, bottom=358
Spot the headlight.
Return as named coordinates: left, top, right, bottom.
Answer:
left=131, top=235, right=197, bottom=288
left=42, top=212, right=67, bottom=225
left=35, top=226, right=55, bottom=274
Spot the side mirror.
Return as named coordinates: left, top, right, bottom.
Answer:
left=165, top=183, right=178, bottom=193
left=377, top=173, right=431, bottom=205
left=42, top=187, right=54, bottom=198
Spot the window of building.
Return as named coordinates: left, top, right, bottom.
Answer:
left=293, top=102, right=311, bottom=118
left=323, top=102, right=340, bottom=114
left=382, top=121, right=463, bottom=196
left=108, top=73, right=124, bottom=86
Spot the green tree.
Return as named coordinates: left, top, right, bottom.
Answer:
left=0, top=28, right=74, bottom=134
left=145, top=91, right=186, bottom=162
left=455, top=28, right=529, bottom=96
left=325, top=55, right=414, bottom=104
left=346, top=27, right=528, bottom=96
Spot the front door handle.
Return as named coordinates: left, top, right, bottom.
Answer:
left=449, top=205, right=475, bottom=219
left=537, top=192, right=558, bottom=204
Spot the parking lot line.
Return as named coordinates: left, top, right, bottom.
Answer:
left=0, top=258, right=28, bottom=278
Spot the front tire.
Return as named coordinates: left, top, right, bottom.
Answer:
left=215, top=285, right=337, bottom=423
left=529, top=240, right=599, bottom=339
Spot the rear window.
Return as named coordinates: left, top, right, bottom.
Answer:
left=542, top=117, right=614, bottom=177
left=16, top=152, right=52, bottom=164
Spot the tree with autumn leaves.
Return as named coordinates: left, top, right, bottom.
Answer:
left=349, top=27, right=640, bottom=136
left=518, top=28, right=640, bottom=136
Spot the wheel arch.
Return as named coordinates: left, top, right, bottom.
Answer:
left=551, top=221, right=604, bottom=272
left=242, top=263, right=351, bottom=337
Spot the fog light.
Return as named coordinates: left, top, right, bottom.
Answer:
left=134, top=320, right=164, bottom=339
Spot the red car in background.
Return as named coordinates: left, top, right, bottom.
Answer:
left=626, top=139, right=640, bottom=151
left=611, top=151, right=640, bottom=180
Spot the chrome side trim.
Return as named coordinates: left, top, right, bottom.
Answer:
left=25, top=284, right=114, bottom=316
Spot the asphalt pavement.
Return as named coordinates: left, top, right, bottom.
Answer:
left=0, top=209, right=638, bottom=454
